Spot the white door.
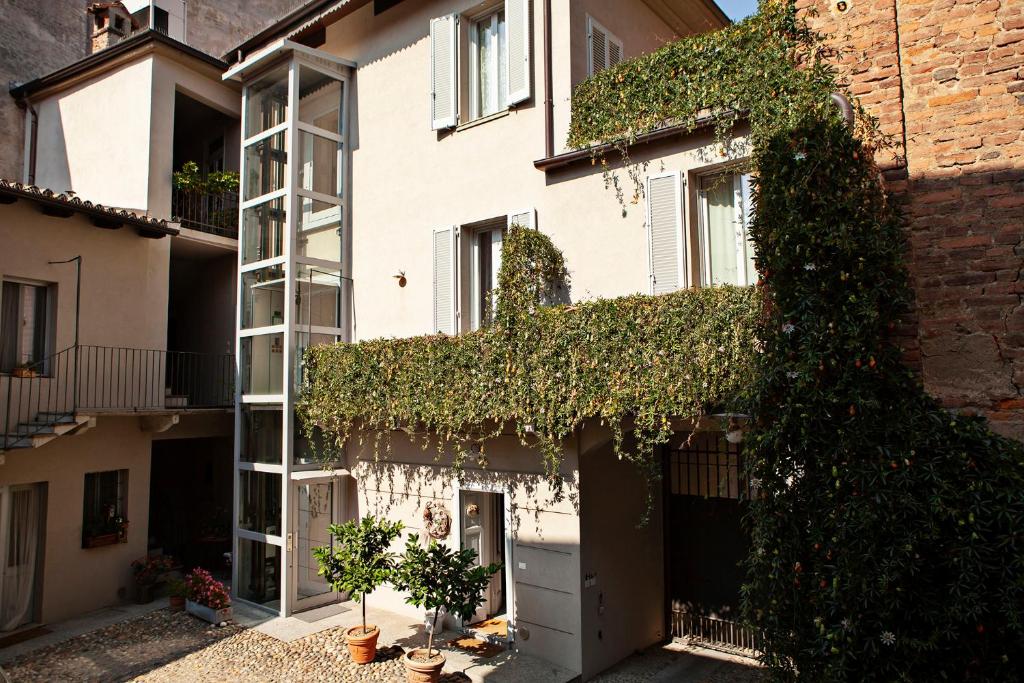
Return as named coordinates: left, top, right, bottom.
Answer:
left=293, top=479, right=340, bottom=611
left=460, top=490, right=504, bottom=624
left=0, top=484, right=43, bottom=632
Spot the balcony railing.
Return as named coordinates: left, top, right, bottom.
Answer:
left=172, top=187, right=239, bottom=238
left=2, top=345, right=234, bottom=447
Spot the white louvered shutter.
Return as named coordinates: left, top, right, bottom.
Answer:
left=647, top=173, right=685, bottom=295
left=505, top=0, right=531, bottom=105
left=430, top=14, right=458, bottom=130
left=433, top=227, right=458, bottom=334
left=507, top=208, right=536, bottom=229
left=608, top=35, right=623, bottom=67
left=588, top=18, right=607, bottom=76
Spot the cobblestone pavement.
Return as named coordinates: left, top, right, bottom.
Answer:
left=592, top=642, right=765, bottom=683
left=1, top=609, right=470, bottom=682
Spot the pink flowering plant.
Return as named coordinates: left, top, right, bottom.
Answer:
left=184, top=568, right=230, bottom=610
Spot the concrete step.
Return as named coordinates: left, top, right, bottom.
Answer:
left=165, top=395, right=189, bottom=407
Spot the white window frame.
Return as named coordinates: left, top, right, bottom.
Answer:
left=697, top=170, right=756, bottom=287
left=469, top=225, right=504, bottom=331
left=586, top=15, right=623, bottom=76
left=468, top=6, right=507, bottom=121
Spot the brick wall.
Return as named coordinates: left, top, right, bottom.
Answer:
left=802, top=0, right=1024, bottom=439
left=0, top=0, right=299, bottom=182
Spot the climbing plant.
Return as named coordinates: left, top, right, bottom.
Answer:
left=299, top=225, right=758, bottom=512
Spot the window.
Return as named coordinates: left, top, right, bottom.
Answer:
left=430, top=0, right=530, bottom=130
left=587, top=16, right=623, bottom=76
left=470, top=9, right=508, bottom=119
left=1, top=280, right=53, bottom=374
left=82, top=470, right=127, bottom=548
left=470, top=221, right=505, bottom=330
left=697, top=172, right=756, bottom=287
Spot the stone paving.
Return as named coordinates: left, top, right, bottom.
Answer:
left=592, top=641, right=765, bottom=683
left=2, top=609, right=470, bottom=682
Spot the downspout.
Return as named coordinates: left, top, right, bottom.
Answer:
left=14, top=95, right=39, bottom=185
left=542, top=0, right=554, bottom=159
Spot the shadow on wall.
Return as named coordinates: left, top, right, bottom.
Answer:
left=32, top=103, right=72, bottom=192
left=901, top=164, right=1024, bottom=439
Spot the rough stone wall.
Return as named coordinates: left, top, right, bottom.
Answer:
left=0, top=0, right=299, bottom=182
left=802, top=0, right=1024, bottom=439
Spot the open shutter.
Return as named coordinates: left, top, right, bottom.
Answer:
left=433, top=226, right=458, bottom=334
left=430, top=14, right=458, bottom=130
left=505, top=0, right=531, bottom=105
left=647, top=173, right=686, bottom=295
left=507, top=208, right=536, bottom=229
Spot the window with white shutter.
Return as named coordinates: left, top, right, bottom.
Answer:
left=587, top=16, right=623, bottom=76
left=507, top=208, right=535, bottom=229
left=698, top=171, right=756, bottom=287
left=430, top=14, right=459, bottom=130
left=433, top=227, right=458, bottom=333
left=646, top=173, right=686, bottom=295
left=505, top=0, right=531, bottom=105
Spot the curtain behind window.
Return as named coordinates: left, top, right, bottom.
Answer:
left=1, top=486, right=41, bottom=631
left=0, top=282, right=19, bottom=372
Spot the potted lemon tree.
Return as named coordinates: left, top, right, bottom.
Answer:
left=393, top=535, right=501, bottom=683
left=314, top=516, right=404, bottom=664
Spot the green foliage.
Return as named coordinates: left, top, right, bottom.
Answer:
left=314, top=515, right=404, bottom=632
left=742, top=117, right=1024, bottom=681
left=172, top=160, right=240, bottom=194
left=298, top=227, right=758, bottom=511
left=392, top=533, right=501, bottom=656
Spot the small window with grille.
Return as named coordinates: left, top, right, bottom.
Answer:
left=669, top=432, right=752, bottom=500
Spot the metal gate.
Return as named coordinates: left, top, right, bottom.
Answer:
left=665, top=432, right=762, bottom=656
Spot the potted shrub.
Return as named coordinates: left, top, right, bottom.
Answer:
left=184, top=567, right=231, bottom=624
left=392, top=534, right=501, bottom=683
left=168, top=578, right=187, bottom=612
left=314, top=516, right=404, bottom=664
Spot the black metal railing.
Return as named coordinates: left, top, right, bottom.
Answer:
left=172, top=187, right=239, bottom=238
left=2, top=345, right=234, bottom=448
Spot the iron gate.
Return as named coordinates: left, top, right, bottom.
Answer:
left=665, top=432, right=762, bottom=655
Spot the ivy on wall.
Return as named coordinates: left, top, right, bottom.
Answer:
left=299, top=226, right=758, bottom=512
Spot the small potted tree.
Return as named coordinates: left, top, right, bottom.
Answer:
left=393, top=534, right=501, bottom=683
left=314, top=515, right=404, bottom=664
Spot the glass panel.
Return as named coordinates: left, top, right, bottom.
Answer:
left=298, top=66, right=342, bottom=134
left=295, top=265, right=341, bottom=329
left=297, top=206, right=342, bottom=262
left=240, top=333, right=284, bottom=395
left=475, top=12, right=507, bottom=118
left=294, top=420, right=334, bottom=466
left=240, top=406, right=283, bottom=464
left=244, top=131, right=287, bottom=201
left=245, top=64, right=289, bottom=138
left=242, top=197, right=286, bottom=264
left=237, top=538, right=281, bottom=607
left=294, top=331, right=338, bottom=394
left=296, top=482, right=334, bottom=598
left=241, top=264, right=286, bottom=330
left=238, top=470, right=281, bottom=535
left=298, top=130, right=340, bottom=199
left=702, top=175, right=740, bottom=286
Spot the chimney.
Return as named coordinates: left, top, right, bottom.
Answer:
left=87, top=3, right=136, bottom=53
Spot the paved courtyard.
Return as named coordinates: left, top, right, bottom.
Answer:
left=0, top=605, right=764, bottom=682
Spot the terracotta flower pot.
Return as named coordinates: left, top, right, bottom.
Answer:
left=169, top=595, right=185, bottom=612
left=345, top=625, right=380, bottom=664
left=402, top=648, right=446, bottom=683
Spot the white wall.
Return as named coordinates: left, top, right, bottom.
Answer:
left=33, top=58, right=155, bottom=211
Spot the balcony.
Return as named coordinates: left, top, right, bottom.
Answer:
left=172, top=187, right=239, bottom=239
left=2, top=345, right=234, bottom=449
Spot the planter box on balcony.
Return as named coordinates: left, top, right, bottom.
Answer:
left=186, top=600, right=232, bottom=624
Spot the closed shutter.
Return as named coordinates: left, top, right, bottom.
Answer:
left=505, top=0, right=531, bottom=105
left=507, top=208, right=536, bottom=229
left=608, top=35, right=623, bottom=67
left=433, top=226, right=458, bottom=334
left=588, top=17, right=607, bottom=76
left=647, top=173, right=686, bottom=295
left=430, top=14, right=458, bottom=130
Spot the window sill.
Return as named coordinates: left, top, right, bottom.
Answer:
left=83, top=532, right=127, bottom=549
left=456, top=109, right=510, bottom=132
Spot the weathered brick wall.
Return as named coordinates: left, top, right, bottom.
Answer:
left=803, top=0, right=1024, bottom=439
left=0, top=0, right=299, bottom=182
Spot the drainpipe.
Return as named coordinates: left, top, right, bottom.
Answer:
left=14, top=94, right=39, bottom=185
left=542, top=0, right=554, bottom=159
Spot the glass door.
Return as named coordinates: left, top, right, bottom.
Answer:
left=292, top=478, right=341, bottom=612
left=0, top=484, right=43, bottom=632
